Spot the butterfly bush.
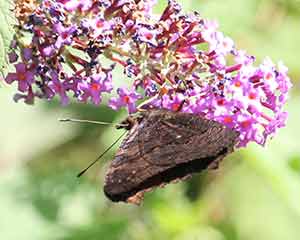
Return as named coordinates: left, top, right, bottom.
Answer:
left=4, top=0, right=292, bottom=147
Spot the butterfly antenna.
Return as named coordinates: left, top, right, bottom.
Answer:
left=59, top=118, right=113, bottom=126
left=77, top=131, right=127, bottom=178
left=59, top=118, right=129, bottom=128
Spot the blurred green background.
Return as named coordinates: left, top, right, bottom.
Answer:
left=1, top=0, right=300, bottom=239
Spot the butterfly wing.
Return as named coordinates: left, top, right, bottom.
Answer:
left=104, top=109, right=239, bottom=203
left=137, top=110, right=238, bottom=166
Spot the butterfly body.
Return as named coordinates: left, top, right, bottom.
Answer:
left=104, top=109, right=239, bottom=204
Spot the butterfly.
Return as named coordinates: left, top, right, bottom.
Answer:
left=103, top=109, right=239, bottom=205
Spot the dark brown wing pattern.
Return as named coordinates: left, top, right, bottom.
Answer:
left=104, top=109, right=239, bottom=204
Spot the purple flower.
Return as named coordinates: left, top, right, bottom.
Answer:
left=214, top=114, right=237, bottom=129
left=201, top=19, right=219, bottom=47
left=277, top=61, right=292, bottom=94
left=3, top=0, right=292, bottom=148
left=233, top=50, right=255, bottom=65
left=78, top=72, right=113, bottom=105
left=264, top=111, right=288, bottom=139
left=84, top=17, right=112, bottom=38
left=138, top=0, right=157, bottom=16
left=47, top=71, right=69, bottom=105
left=58, top=0, right=93, bottom=12
left=109, top=87, right=142, bottom=113
left=53, top=22, right=77, bottom=49
left=217, top=35, right=234, bottom=55
left=13, top=86, right=35, bottom=105
left=160, top=93, right=186, bottom=112
left=22, top=48, right=33, bottom=62
left=134, top=26, right=159, bottom=46
left=236, top=114, right=264, bottom=147
left=8, top=52, right=18, bottom=63
left=5, top=63, right=35, bottom=92
left=259, top=57, right=278, bottom=92
left=39, top=43, right=56, bottom=57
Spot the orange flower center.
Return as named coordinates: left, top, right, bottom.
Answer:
left=217, top=99, right=225, bottom=105
left=160, top=87, right=168, bottom=95
left=17, top=73, right=26, bottom=81
left=265, top=72, right=273, bottom=80
left=224, top=116, right=233, bottom=124
left=56, top=84, right=61, bottom=91
left=145, top=33, right=153, bottom=40
left=241, top=120, right=250, bottom=128
left=91, top=83, right=101, bottom=91
left=96, top=20, right=104, bottom=28
left=234, top=81, right=241, bottom=87
left=61, top=32, right=68, bottom=39
left=248, top=92, right=256, bottom=100
left=123, top=95, right=130, bottom=103
left=172, top=103, right=180, bottom=111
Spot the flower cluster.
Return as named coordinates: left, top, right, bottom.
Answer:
left=3, top=0, right=292, bottom=147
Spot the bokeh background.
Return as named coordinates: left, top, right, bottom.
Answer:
left=1, top=0, right=300, bottom=239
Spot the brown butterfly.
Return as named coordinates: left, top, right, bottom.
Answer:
left=102, top=109, right=239, bottom=204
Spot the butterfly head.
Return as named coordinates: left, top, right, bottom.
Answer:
left=115, top=113, right=144, bottom=131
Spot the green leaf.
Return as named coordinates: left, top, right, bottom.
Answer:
left=0, top=0, right=15, bottom=76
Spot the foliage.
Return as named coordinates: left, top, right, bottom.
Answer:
left=0, top=0, right=14, bottom=76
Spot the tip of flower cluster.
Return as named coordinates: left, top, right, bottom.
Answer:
left=4, top=0, right=292, bottom=148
